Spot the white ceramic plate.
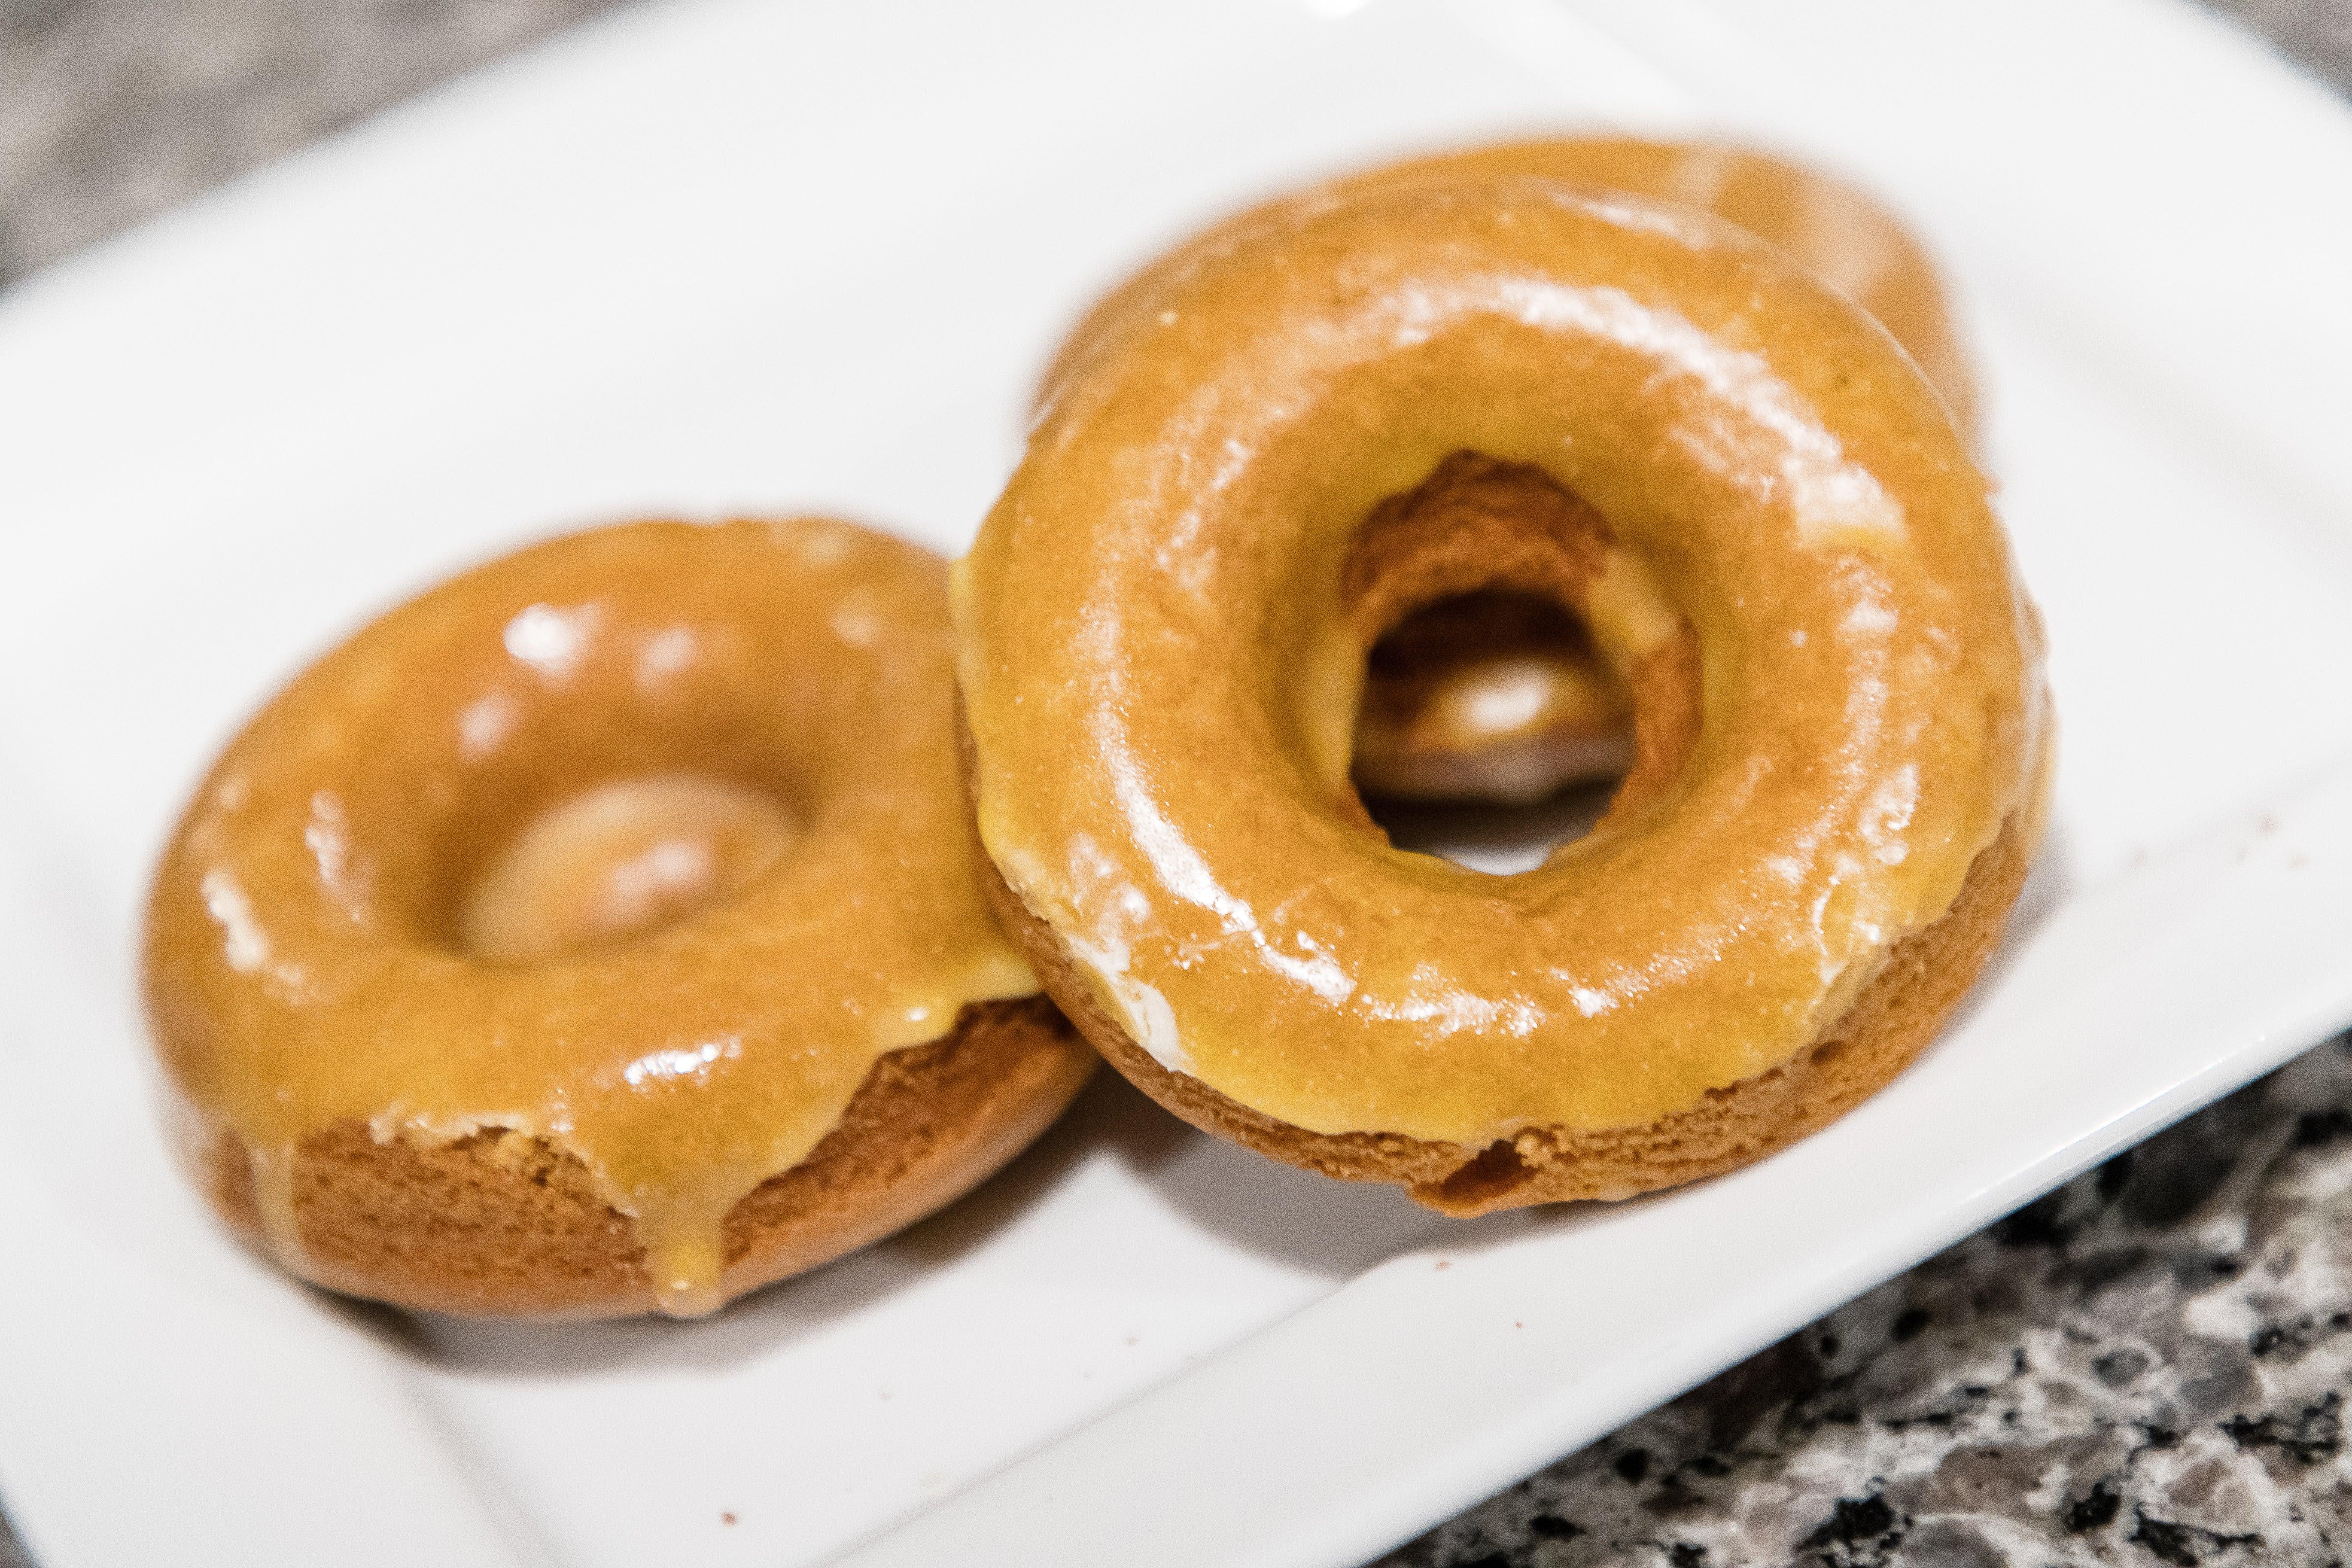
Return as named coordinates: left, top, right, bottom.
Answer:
left=4, top=1, right=2352, bottom=1564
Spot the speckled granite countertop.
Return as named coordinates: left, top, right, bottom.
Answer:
left=3, top=3, right=2349, bottom=1565
left=1382, top=1038, right=2352, bottom=1568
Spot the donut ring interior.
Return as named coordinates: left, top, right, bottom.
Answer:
left=146, top=519, right=1091, bottom=1317
left=958, top=180, right=2049, bottom=1213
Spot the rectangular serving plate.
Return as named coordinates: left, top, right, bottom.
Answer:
left=3, top=1, right=2352, bottom=1565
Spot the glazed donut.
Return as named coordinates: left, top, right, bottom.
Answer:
left=958, top=179, right=2049, bottom=1214
left=1041, top=137, right=1978, bottom=805
left=146, top=520, right=1092, bottom=1318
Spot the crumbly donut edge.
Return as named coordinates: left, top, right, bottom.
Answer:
left=201, top=994, right=1095, bottom=1319
left=958, top=702, right=2040, bottom=1217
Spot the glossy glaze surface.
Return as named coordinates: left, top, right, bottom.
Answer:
left=960, top=181, right=2045, bottom=1144
left=146, top=520, right=1038, bottom=1315
left=1043, top=137, right=1978, bottom=452
left=1044, top=137, right=1983, bottom=806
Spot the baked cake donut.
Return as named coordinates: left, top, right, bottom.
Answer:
left=958, top=178, right=2049, bottom=1215
left=1041, top=137, right=1980, bottom=806
left=146, top=519, right=1092, bottom=1318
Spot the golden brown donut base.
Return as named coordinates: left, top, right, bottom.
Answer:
left=974, top=761, right=2027, bottom=1217
left=200, top=996, right=1092, bottom=1319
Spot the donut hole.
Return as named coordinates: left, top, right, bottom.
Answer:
left=1353, top=588, right=1633, bottom=872
left=1355, top=590, right=1634, bottom=798
left=409, top=646, right=823, bottom=961
left=1339, top=451, right=1695, bottom=875
left=458, top=773, right=798, bottom=965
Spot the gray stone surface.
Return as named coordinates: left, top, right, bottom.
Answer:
left=1, top=3, right=2349, bottom=1566
left=2210, top=0, right=2352, bottom=85
left=1380, top=1037, right=2352, bottom=1568
left=0, top=0, right=626, bottom=283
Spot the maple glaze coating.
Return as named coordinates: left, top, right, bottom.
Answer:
left=1043, top=137, right=1977, bottom=456
left=146, top=520, right=1039, bottom=1315
left=960, top=180, right=2047, bottom=1146
left=1042, top=137, right=1981, bottom=805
